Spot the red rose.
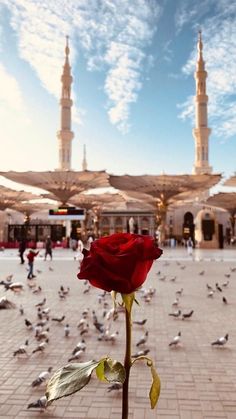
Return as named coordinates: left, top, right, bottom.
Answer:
left=77, top=233, right=162, bottom=294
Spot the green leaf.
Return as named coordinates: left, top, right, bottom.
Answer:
left=121, top=293, right=135, bottom=313
left=104, top=359, right=126, bottom=383
left=149, top=363, right=161, bottom=409
left=95, top=359, right=107, bottom=382
left=46, top=360, right=99, bottom=403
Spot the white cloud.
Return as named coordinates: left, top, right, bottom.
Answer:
left=1, top=0, right=161, bottom=132
left=178, top=0, right=236, bottom=140
left=0, top=62, right=29, bottom=125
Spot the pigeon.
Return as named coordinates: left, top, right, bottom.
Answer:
left=68, top=349, right=84, bottom=362
left=206, top=283, right=213, bottom=291
left=172, top=297, right=179, bottom=307
left=31, top=367, right=53, bottom=387
left=36, top=328, right=50, bottom=341
left=7, top=282, right=24, bottom=293
left=215, top=283, right=222, bottom=292
left=83, top=286, right=91, bottom=294
left=32, top=339, right=49, bottom=354
left=107, top=383, right=122, bottom=392
left=199, top=270, right=205, bottom=276
left=224, top=273, right=231, bottom=279
left=77, top=318, right=87, bottom=329
left=27, top=396, right=47, bottom=410
left=180, top=265, right=186, bottom=270
left=25, top=318, right=34, bottom=330
left=133, top=319, right=147, bottom=326
left=60, top=286, right=70, bottom=296
left=94, top=321, right=105, bottom=333
left=132, top=348, right=150, bottom=358
left=36, top=318, right=49, bottom=328
left=13, top=339, right=29, bottom=357
left=176, top=288, right=183, bottom=296
left=80, top=324, right=89, bottom=336
left=49, top=266, right=54, bottom=271
left=207, top=290, right=214, bottom=298
left=19, top=305, right=24, bottom=315
left=36, top=269, right=42, bottom=274
left=64, top=324, right=70, bottom=337
left=170, top=276, right=177, bottom=282
left=35, top=298, right=46, bottom=308
left=136, top=331, right=148, bottom=347
left=52, top=315, right=65, bottom=323
left=72, top=339, right=86, bottom=354
left=82, top=308, right=89, bottom=318
left=230, top=267, right=236, bottom=272
left=42, top=307, right=50, bottom=316
left=169, top=331, right=181, bottom=347
left=32, top=286, right=42, bottom=294
left=0, top=297, right=16, bottom=309
left=211, top=333, right=229, bottom=346
left=106, top=331, right=119, bottom=343
left=169, top=309, right=181, bottom=318
left=222, top=296, right=228, bottom=305
left=159, top=276, right=166, bottom=281
left=222, top=280, right=229, bottom=288
left=182, top=310, right=194, bottom=320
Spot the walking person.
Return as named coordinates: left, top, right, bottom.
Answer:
left=187, top=237, right=193, bottom=257
left=27, top=247, right=39, bottom=279
left=19, top=238, right=26, bottom=264
left=44, top=236, right=53, bottom=261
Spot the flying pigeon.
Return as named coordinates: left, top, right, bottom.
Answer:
left=211, top=334, right=229, bottom=346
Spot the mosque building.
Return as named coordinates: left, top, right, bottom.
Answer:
left=0, top=34, right=231, bottom=246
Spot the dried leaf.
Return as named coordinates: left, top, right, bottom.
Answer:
left=46, top=360, right=99, bottom=403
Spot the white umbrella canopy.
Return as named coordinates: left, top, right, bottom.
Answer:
left=0, top=170, right=110, bottom=205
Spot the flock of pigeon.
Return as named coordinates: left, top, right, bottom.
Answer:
left=0, top=262, right=159, bottom=412
left=157, top=260, right=233, bottom=348
left=0, top=254, right=234, bottom=414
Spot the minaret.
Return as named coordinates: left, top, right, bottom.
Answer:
left=57, top=36, right=74, bottom=170
left=82, top=144, right=88, bottom=171
left=192, top=31, right=212, bottom=174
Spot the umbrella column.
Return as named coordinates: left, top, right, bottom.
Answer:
left=156, top=195, right=168, bottom=246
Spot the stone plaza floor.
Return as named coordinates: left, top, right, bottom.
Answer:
left=0, top=247, right=236, bottom=419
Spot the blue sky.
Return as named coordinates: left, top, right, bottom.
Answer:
left=0, top=0, right=236, bottom=192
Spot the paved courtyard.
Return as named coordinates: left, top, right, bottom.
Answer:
left=0, top=247, right=236, bottom=419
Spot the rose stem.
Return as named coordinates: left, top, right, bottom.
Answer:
left=122, top=306, right=132, bottom=419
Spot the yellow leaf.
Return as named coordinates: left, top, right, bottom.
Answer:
left=149, top=364, right=161, bottom=409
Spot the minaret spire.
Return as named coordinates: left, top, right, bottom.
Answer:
left=82, top=144, right=88, bottom=171
left=192, top=30, right=212, bottom=174
left=57, top=36, right=74, bottom=170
